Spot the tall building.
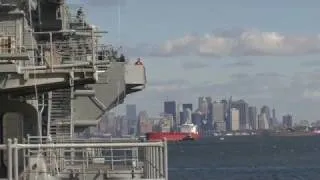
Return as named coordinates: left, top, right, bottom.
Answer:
left=182, top=103, right=193, bottom=111
left=191, top=111, right=202, bottom=127
left=120, top=116, right=129, bottom=136
left=184, top=108, right=192, bottom=124
left=179, top=111, right=185, bottom=125
left=137, top=111, right=152, bottom=135
left=282, top=114, right=293, bottom=128
left=258, top=113, right=269, bottom=129
left=213, top=101, right=226, bottom=132
left=231, top=108, right=240, bottom=131
left=159, top=114, right=173, bottom=132
left=261, top=105, right=271, bottom=128
left=164, top=101, right=177, bottom=129
left=272, top=108, right=277, bottom=125
left=126, top=104, right=137, bottom=134
left=224, top=96, right=233, bottom=131
left=126, top=104, right=137, bottom=119
left=248, top=106, right=257, bottom=130
left=231, top=100, right=249, bottom=130
left=198, top=97, right=208, bottom=114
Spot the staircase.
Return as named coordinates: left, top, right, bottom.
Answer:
left=49, top=88, right=72, bottom=142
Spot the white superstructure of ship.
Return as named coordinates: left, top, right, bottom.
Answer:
left=180, top=123, right=199, bottom=134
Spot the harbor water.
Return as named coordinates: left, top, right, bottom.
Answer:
left=168, top=136, right=320, bottom=180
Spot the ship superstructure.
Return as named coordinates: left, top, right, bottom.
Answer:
left=0, top=0, right=167, bottom=179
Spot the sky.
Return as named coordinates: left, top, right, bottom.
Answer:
left=70, top=0, right=320, bottom=122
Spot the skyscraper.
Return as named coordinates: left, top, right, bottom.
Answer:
left=182, top=103, right=193, bottom=111
left=231, top=100, right=249, bottom=130
left=126, top=104, right=137, bottom=134
left=184, top=108, right=192, bottom=124
left=282, top=114, right=293, bottom=128
left=248, top=106, right=257, bottom=130
left=198, top=97, right=208, bottom=114
left=213, top=101, right=226, bottom=132
left=261, top=105, right=271, bottom=128
left=126, top=104, right=137, bottom=120
left=164, top=101, right=177, bottom=129
left=272, top=108, right=277, bottom=125
left=137, top=111, right=151, bottom=135
left=258, top=113, right=269, bottom=129
left=231, top=108, right=240, bottom=131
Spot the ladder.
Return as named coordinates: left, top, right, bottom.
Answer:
left=49, top=88, right=72, bottom=141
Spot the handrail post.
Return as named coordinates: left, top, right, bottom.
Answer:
left=49, top=32, right=53, bottom=72
left=7, top=139, right=12, bottom=180
left=163, top=138, right=168, bottom=180
left=13, top=138, right=19, bottom=180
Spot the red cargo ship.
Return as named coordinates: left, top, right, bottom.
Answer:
left=146, top=123, right=200, bottom=142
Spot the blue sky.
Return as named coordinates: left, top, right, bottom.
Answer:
left=71, top=0, right=320, bottom=122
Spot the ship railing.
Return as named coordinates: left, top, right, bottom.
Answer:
left=1, top=138, right=168, bottom=180
left=0, top=24, right=116, bottom=73
left=0, top=24, right=30, bottom=64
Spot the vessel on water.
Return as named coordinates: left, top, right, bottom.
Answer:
left=0, top=0, right=168, bottom=179
left=146, top=123, right=200, bottom=142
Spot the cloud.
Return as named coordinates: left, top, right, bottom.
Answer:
left=181, top=61, right=209, bottom=69
left=224, top=60, right=254, bottom=68
left=79, top=0, right=126, bottom=7
left=300, top=60, right=320, bottom=67
left=145, top=29, right=320, bottom=57
left=147, top=79, right=190, bottom=92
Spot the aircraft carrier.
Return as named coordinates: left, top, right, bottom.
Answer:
left=0, top=0, right=168, bottom=179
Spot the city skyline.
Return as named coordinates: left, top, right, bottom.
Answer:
left=121, top=97, right=299, bottom=123
left=70, top=0, right=320, bottom=121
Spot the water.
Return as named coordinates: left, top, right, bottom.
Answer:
left=168, top=136, right=320, bottom=180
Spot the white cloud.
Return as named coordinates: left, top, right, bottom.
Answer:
left=181, top=61, right=209, bottom=69
left=78, top=0, right=126, bottom=7
left=147, top=79, right=190, bottom=93
left=151, top=29, right=320, bottom=57
left=303, top=90, right=320, bottom=99
left=224, top=60, right=254, bottom=68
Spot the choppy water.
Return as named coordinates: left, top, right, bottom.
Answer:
left=168, top=136, right=320, bottom=180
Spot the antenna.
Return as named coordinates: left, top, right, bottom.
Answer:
left=117, top=0, right=121, bottom=47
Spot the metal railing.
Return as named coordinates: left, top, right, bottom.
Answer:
left=0, top=23, right=111, bottom=71
left=1, top=137, right=168, bottom=180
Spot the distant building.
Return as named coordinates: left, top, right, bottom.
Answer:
left=231, top=108, right=240, bottom=131
left=272, top=108, right=277, bottom=125
left=258, top=113, right=269, bottom=129
left=231, top=100, right=249, bottom=130
left=248, top=106, right=257, bottom=130
left=164, top=101, right=177, bottom=129
left=213, top=101, right=226, bottom=132
left=179, top=111, right=185, bottom=125
left=137, top=111, right=152, bottom=135
left=126, top=104, right=137, bottom=134
left=118, top=116, right=128, bottom=136
left=261, top=105, right=271, bottom=128
left=159, top=114, right=174, bottom=132
left=182, top=103, right=193, bottom=111
left=282, top=114, right=293, bottom=128
left=198, top=97, right=208, bottom=114
left=191, top=111, right=202, bottom=127
left=184, top=108, right=192, bottom=124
